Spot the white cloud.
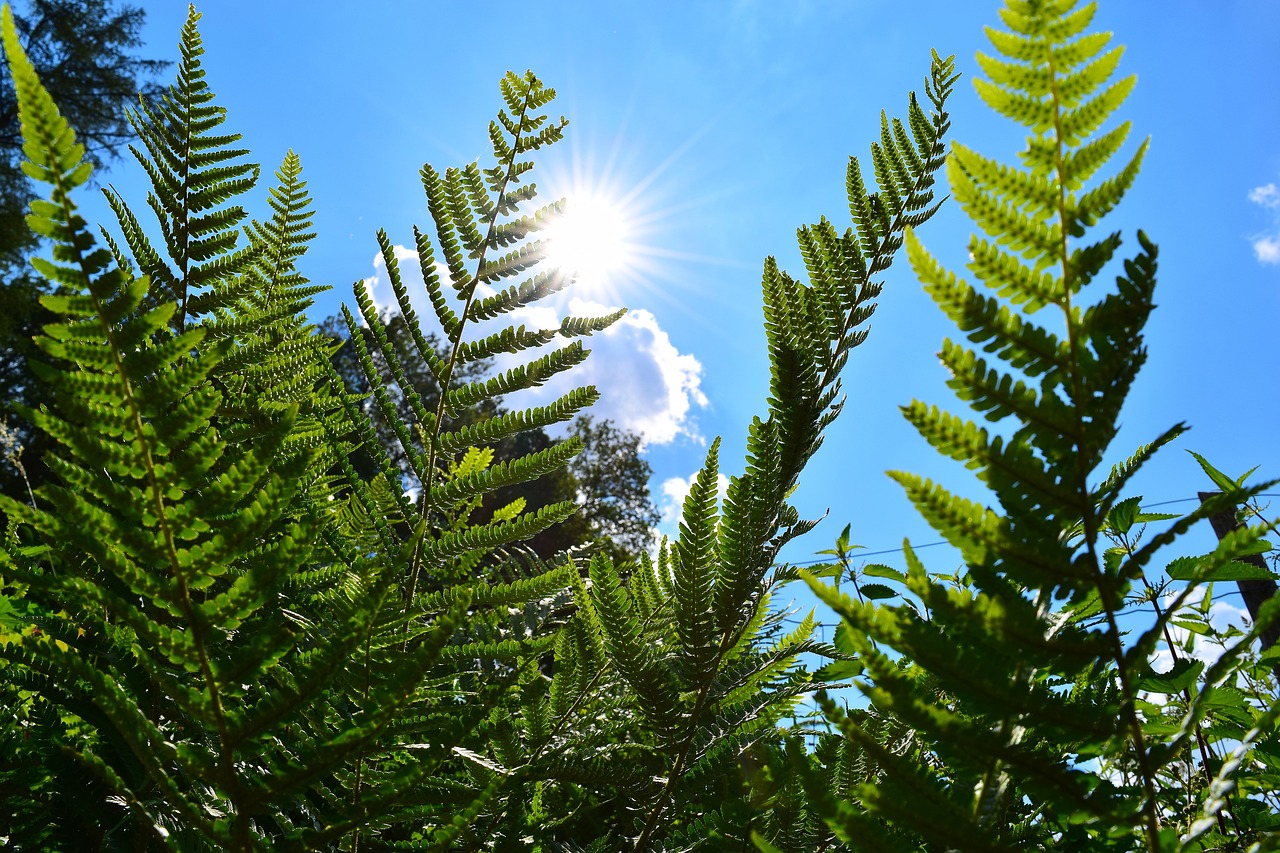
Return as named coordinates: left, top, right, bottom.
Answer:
left=1247, top=181, right=1280, bottom=265
left=562, top=302, right=707, bottom=446
left=357, top=246, right=707, bottom=446
left=1253, top=235, right=1280, bottom=265
left=1249, top=182, right=1280, bottom=208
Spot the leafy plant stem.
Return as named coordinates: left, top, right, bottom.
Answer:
left=1137, top=572, right=1235, bottom=836
left=839, top=550, right=879, bottom=653
left=350, top=627, right=377, bottom=853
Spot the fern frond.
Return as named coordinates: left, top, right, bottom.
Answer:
left=673, top=439, right=722, bottom=681
left=807, top=3, right=1270, bottom=850
left=589, top=552, right=681, bottom=728
left=110, top=6, right=259, bottom=332
left=434, top=387, right=599, bottom=454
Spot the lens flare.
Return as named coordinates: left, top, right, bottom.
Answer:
left=543, top=193, right=634, bottom=294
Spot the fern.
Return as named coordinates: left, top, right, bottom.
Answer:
left=0, top=8, right=354, bottom=846
left=475, top=51, right=960, bottom=852
left=0, top=9, right=525, bottom=849
left=337, top=71, right=613, bottom=604
left=15, top=1, right=1267, bottom=849
left=103, top=6, right=257, bottom=333
left=795, top=2, right=1280, bottom=851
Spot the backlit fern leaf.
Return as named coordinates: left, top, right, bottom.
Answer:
left=106, top=6, right=257, bottom=332
left=541, top=51, right=960, bottom=853
left=795, top=3, right=1279, bottom=850
left=0, top=12, right=520, bottom=849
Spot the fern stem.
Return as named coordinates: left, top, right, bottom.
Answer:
left=401, top=78, right=543, bottom=638
left=1044, top=41, right=1161, bottom=851
left=173, top=63, right=193, bottom=335
left=49, top=164, right=245, bottom=844
left=350, top=626, right=377, bottom=853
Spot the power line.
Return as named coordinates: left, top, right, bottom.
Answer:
left=780, top=494, right=1280, bottom=569
left=778, top=589, right=1260, bottom=630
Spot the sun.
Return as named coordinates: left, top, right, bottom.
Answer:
left=543, top=192, right=635, bottom=294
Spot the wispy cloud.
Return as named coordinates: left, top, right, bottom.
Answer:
left=1249, top=183, right=1280, bottom=208
left=1248, top=180, right=1280, bottom=264
left=359, top=247, right=707, bottom=446
left=654, top=468, right=731, bottom=551
left=1148, top=587, right=1252, bottom=673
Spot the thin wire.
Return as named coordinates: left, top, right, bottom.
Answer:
left=778, top=589, right=1258, bottom=629
left=781, top=494, right=1280, bottom=568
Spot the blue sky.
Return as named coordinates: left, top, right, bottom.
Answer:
left=72, top=2, right=1280, bottom=635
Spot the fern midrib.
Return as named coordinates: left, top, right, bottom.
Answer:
left=1044, top=35, right=1161, bottom=850
left=633, top=600, right=759, bottom=851
left=46, top=149, right=244, bottom=839
left=175, top=59, right=194, bottom=334
left=402, top=81, right=542, bottom=623
left=824, top=108, right=946, bottom=399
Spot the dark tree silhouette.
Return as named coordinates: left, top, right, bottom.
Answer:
left=0, top=0, right=166, bottom=506
left=322, top=313, right=659, bottom=563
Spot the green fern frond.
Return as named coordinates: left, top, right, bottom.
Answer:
left=110, top=6, right=259, bottom=331
left=589, top=552, right=681, bottom=728
left=444, top=342, right=590, bottom=413
left=611, top=51, right=959, bottom=852
left=433, top=387, right=599, bottom=454
left=673, top=438, right=722, bottom=680
left=804, top=3, right=1275, bottom=850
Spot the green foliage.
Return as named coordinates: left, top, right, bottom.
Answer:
left=0, top=4, right=948, bottom=847
left=0, top=0, right=166, bottom=509
left=5, top=1, right=1271, bottom=851
left=322, top=311, right=660, bottom=563
left=784, top=2, right=1280, bottom=851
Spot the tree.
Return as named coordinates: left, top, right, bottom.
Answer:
left=567, top=414, right=660, bottom=561
left=0, top=0, right=165, bottom=506
left=0, top=0, right=164, bottom=267
left=322, top=311, right=661, bottom=562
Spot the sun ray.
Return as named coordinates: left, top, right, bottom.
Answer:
left=543, top=192, right=635, bottom=297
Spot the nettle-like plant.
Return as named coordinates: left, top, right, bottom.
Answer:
left=783, top=2, right=1280, bottom=852
left=0, top=2, right=962, bottom=851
